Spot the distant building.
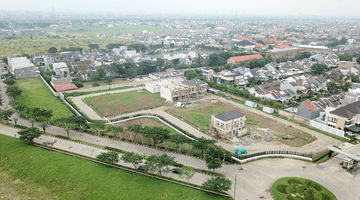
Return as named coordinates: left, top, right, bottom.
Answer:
left=297, top=100, right=320, bottom=119
left=211, top=110, right=246, bottom=138
left=297, top=45, right=330, bottom=52
left=52, top=62, right=70, bottom=80
left=227, top=54, right=263, bottom=64
left=7, top=57, right=39, bottom=79
left=266, top=48, right=300, bottom=59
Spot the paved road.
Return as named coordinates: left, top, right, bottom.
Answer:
left=3, top=120, right=359, bottom=200
left=0, top=125, right=212, bottom=187
left=70, top=87, right=145, bottom=120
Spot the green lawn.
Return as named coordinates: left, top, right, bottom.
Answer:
left=15, top=77, right=73, bottom=120
left=83, top=91, right=167, bottom=117
left=0, top=134, right=229, bottom=200
left=175, top=105, right=227, bottom=133
left=271, top=177, right=337, bottom=200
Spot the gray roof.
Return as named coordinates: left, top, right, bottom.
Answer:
left=330, top=101, right=360, bottom=118
left=181, top=78, right=206, bottom=86
left=214, top=110, right=244, bottom=121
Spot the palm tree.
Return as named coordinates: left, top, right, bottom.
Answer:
left=41, top=121, right=48, bottom=133
left=64, top=124, right=71, bottom=138
left=13, top=117, right=18, bottom=125
left=29, top=118, right=35, bottom=127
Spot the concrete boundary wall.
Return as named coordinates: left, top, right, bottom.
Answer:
left=309, top=120, right=345, bottom=137
left=39, top=74, right=59, bottom=97
left=231, top=154, right=312, bottom=163
left=59, top=92, right=83, bottom=116
left=106, top=114, right=195, bottom=140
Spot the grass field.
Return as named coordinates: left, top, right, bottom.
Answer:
left=169, top=101, right=228, bottom=133
left=15, top=77, right=73, bottom=120
left=0, top=134, right=229, bottom=200
left=0, top=36, right=135, bottom=57
left=59, top=25, right=174, bottom=37
left=83, top=91, right=168, bottom=117
left=271, top=177, right=337, bottom=200
left=83, top=78, right=130, bottom=88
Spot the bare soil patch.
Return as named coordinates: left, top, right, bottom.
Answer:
left=169, top=99, right=316, bottom=147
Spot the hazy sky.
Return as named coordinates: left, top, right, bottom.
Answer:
left=2, top=0, right=360, bottom=17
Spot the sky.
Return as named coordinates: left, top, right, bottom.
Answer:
left=2, top=0, right=360, bottom=17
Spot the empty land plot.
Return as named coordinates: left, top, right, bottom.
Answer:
left=62, top=25, right=174, bottom=37
left=115, top=118, right=179, bottom=136
left=169, top=99, right=316, bottom=147
left=0, top=134, right=228, bottom=200
left=82, top=78, right=130, bottom=88
left=15, top=77, right=73, bottom=120
left=83, top=91, right=168, bottom=117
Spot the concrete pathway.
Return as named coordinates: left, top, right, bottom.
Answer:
left=70, top=87, right=145, bottom=120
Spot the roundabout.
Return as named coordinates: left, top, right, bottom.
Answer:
left=271, top=177, right=337, bottom=200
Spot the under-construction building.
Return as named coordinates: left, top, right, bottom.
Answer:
left=145, top=78, right=208, bottom=102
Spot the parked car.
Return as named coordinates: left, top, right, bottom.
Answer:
left=137, top=165, right=146, bottom=171
left=171, top=168, right=182, bottom=174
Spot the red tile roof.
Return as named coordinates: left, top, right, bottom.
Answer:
left=274, top=44, right=291, bottom=49
left=53, top=83, right=78, bottom=92
left=222, top=40, right=231, bottom=43
left=302, top=100, right=318, bottom=111
left=254, top=42, right=265, bottom=48
left=229, top=54, right=264, bottom=63
left=236, top=37, right=252, bottom=41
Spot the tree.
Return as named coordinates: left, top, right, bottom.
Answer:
left=13, top=116, right=18, bottom=125
left=143, top=126, right=170, bottom=149
left=179, top=167, right=196, bottom=183
left=96, top=151, right=119, bottom=164
left=191, top=137, right=217, bottom=157
left=202, top=177, right=232, bottom=193
left=17, top=127, right=42, bottom=143
left=338, top=54, right=352, bottom=61
left=88, top=44, right=99, bottom=49
left=104, top=76, right=114, bottom=85
left=64, top=124, right=71, bottom=138
left=41, top=121, right=48, bottom=133
left=0, top=108, right=14, bottom=120
left=59, top=47, right=68, bottom=52
left=205, top=145, right=225, bottom=172
left=144, top=154, right=176, bottom=176
left=0, top=95, right=3, bottom=106
left=107, top=126, right=123, bottom=139
left=48, top=47, right=57, bottom=53
left=303, top=188, right=321, bottom=200
left=91, top=73, right=100, bottom=82
left=172, top=58, right=180, bottom=65
left=169, top=134, right=190, bottom=152
left=327, top=82, right=338, bottom=92
left=120, top=151, right=144, bottom=169
left=311, top=64, right=328, bottom=75
left=29, top=118, right=36, bottom=127
left=3, top=78, right=16, bottom=86
left=76, top=63, right=89, bottom=76
left=248, top=77, right=257, bottom=86
left=318, top=88, right=325, bottom=95
left=6, top=85, right=22, bottom=99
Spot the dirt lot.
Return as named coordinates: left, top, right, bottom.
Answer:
left=82, top=91, right=169, bottom=117
left=169, top=98, right=316, bottom=147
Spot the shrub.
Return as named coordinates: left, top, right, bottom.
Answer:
left=287, top=179, right=302, bottom=185
left=276, top=185, right=288, bottom=194
left=92, top=83, right=100, bottom=87
left=313, top=183, right=322, bottom=191
left=321, top=193, right=332, bottom=200
left=74, top=81, right=84, bottom=88
left=286, top=196, right=295, bottom=200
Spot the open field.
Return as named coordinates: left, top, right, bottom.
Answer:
left=83, top=78, right=130, bottom=88
left=0, top=134, right=227, bottom=200
left=0, top=37, right=135, bottom=57
left=15, top=77, right=73, bottom=120
left=271, top=177, right=337, bottom=200
left=83, top=91, right=168, bottom=117
left=55, top=25, right=174, bottom=37
left=168, top=99, right=316, bottom=147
